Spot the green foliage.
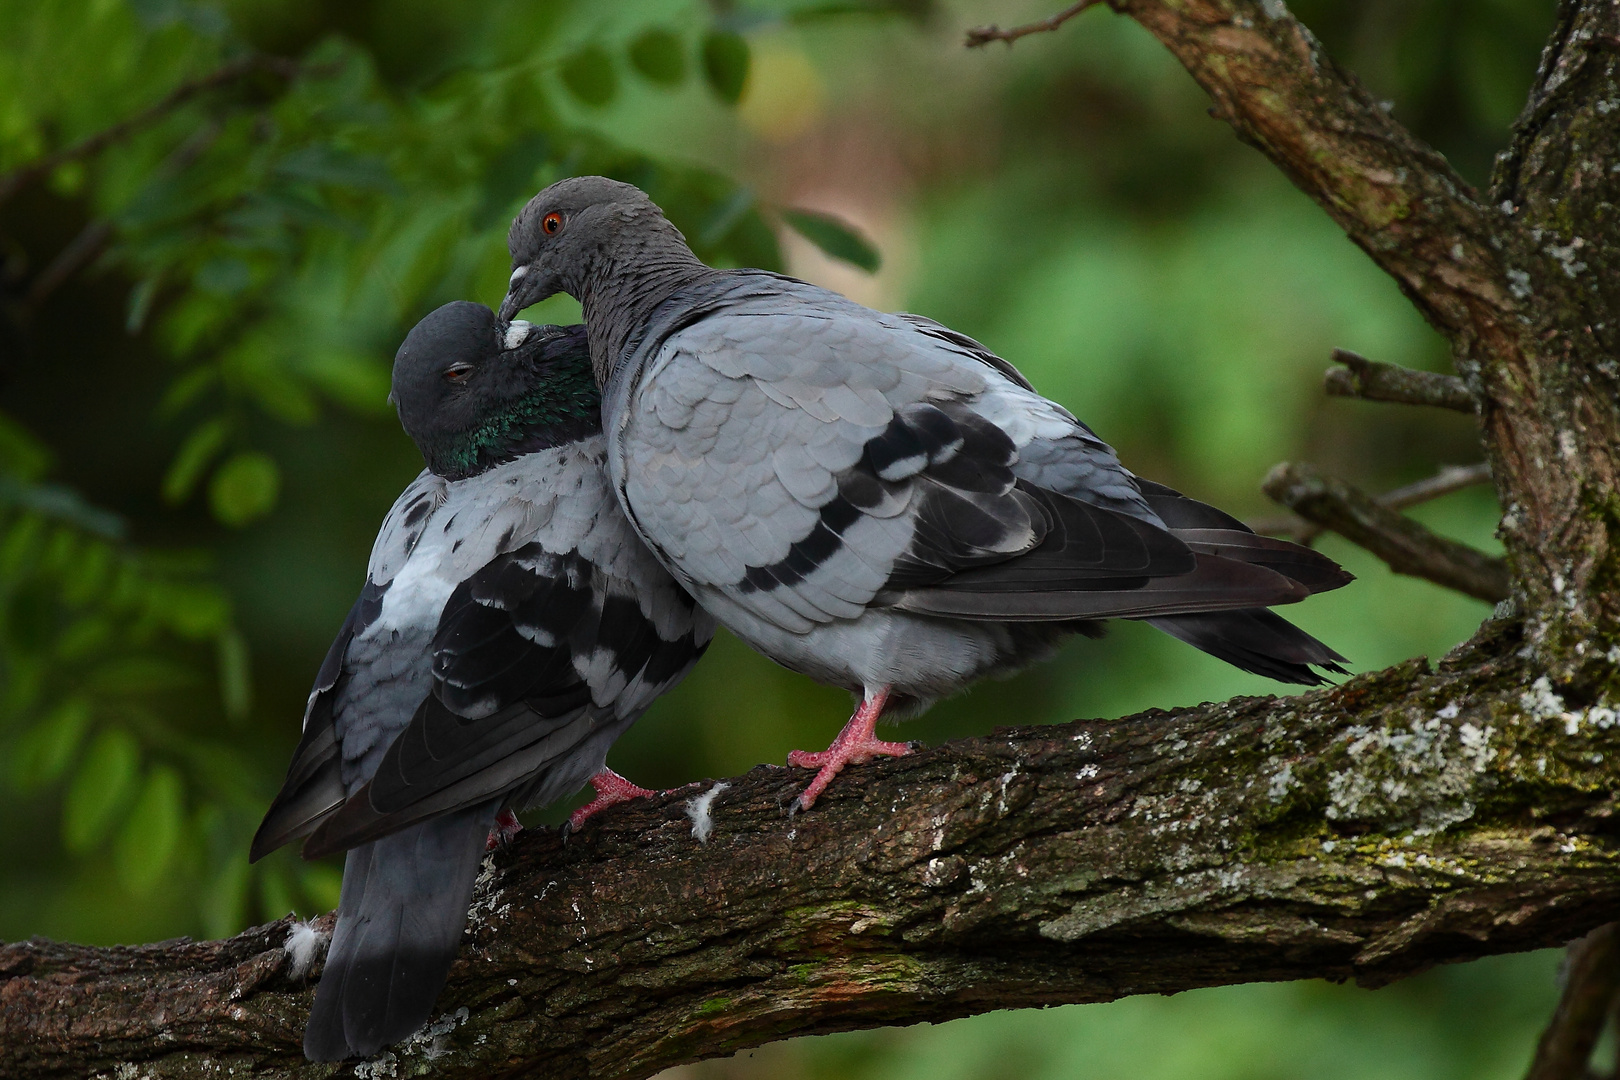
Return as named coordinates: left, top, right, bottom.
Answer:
left=781, top=207, right=881, bottom=272
left=208, top=450, right=280, bottom=526
left=628, top=28, right=687, bottom=87
left=702, top=30, right=751, bottom=104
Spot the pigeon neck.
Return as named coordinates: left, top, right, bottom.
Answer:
left=430, top=361, right=601, bottom=481
left=580, top=242, right=715, bottom=386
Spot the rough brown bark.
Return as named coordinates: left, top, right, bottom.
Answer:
left=1261, top=461, right=1510, bottom=603
left=5, top=620, right=1620, bottom=1079
left=4, top=1, right=1620, bottom=1077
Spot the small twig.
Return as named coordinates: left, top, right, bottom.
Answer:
left=1325, top=348, right=1478, bottom=413
left=1523, top=923, right=1620, bottom=1080
left=1262, top=462, right=1509, bottom=603
left=965, top=0, right=1105, bottom=48
left=19, top=119, right=225, bottom=313
left=1254, top=462, right=1493, bottom=545
left=23, top=221, right=111, bottom=308
left=0, top=55, right=302, bottom=211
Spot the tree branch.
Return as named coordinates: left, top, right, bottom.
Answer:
left=1324, top=349, right=1478, bottom=413
left=1107, top=0, right=1620, bottom=673
left=964, top=1, right=1104, bottom=48
left=4, top=623, right=1618, bottom=1080
left=1262, top=462, right=1510, bottom=603
left=1523, top=923, right=1620, bottom=1080
left=1251, top=462, right=1493, bottom=547
left=0, top=55, right=302, bottom=211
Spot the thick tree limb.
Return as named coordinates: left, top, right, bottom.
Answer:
left=1324, top=349, right=1478, bottom=413
left=1523, top=923, right=1620, bottom=1080
left=5, top=622, right=1619, bottom=1080
left=1262, top=462, right=1509, bottom=603
left=1107, top=0, right=1620, bottom=675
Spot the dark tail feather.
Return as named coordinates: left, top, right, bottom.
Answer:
left=1145, top=608, right=1349, bottom=686
left=303, top=801, right=497, bottom=1062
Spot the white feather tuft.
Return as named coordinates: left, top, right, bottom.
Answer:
left=685, top=782, right=730, bottom=844
left=283, top=919, right=330, bottom=980
left=503, top=320, right=533, bottom=350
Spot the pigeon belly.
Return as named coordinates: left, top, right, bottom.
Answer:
left=693, top=585, right=1068, bottom=710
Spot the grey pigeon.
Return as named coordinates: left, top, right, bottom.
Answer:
left=250, top=301, right=713, bottom=1061
left=498, top=177, right=1349, bottom=810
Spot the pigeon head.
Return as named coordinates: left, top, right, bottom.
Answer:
left=391, top=301, right=600, bottom=481
left=486, top=173, right=703, bottom=323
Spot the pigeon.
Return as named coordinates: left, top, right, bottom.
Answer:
left=249, top=300, right=714, bottom=1061
left=497, top=176, right=1350, bottom=811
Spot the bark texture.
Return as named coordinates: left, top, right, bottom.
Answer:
left=5, top=1, right=1620, bottom=1077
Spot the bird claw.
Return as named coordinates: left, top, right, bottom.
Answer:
left=565, top=768, right=661, bottom=833
left=789, top=732, right=913, bottom=811
left=485, top=808, right=524, bottom=852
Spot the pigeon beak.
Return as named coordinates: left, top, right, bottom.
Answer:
left=498, top=264, right=541, bottom=322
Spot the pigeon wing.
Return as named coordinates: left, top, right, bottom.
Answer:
left=304, top=448, right=710, bottom=858
left=250, top=472, right=447, bottom=861
left=611, top=277, right=1297, bottom=630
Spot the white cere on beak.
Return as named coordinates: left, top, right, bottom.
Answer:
left=508, top=265, right=528, bottom=284
left=503, top=321, right=533, bottom=350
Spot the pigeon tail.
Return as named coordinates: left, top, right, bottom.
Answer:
left=303, top=801, right=497, bottom=1062
left=1145, top=608, right=1349, bottom=686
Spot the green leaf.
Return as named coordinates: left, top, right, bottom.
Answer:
left=115, top=765, right=183, bottom=895
left=0, top=412, right=52, bottom=480
left=217, top=627, right=252, bottom=720
left=125, top=275, right=161, bottom=335
left=156, top=367, right=218, bottom=420
left=209, top=452, right=281, bottom=527
left=10, top=697, right=93, bottom=790
left=0, top=477, right=126, bottom=539
left=560, top=45, right=618, bottom=108
left=194, top=258, right=252, bottom=297
left=301, top=350, right=392, bottom=414
left=163, top=418, right=229, bottom=504
left=89, top=656, right=200, bottom=694
left=781, top=208, right=882, bottom=272
left=274, top=147, right=397, bottom=193
left=63, top=728, right=139, bottom=851
left=701, top=31, right=750, bottom=104
left=628, top=28, right=686, bottom=86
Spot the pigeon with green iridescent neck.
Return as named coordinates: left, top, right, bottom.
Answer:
left=250, top=301, right=713, bottom=1062
left=498, top=177, right=1351, bottom=813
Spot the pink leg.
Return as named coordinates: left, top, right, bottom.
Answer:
left=787, top=686, right=913, bottom=810
left=485, top=807, right=524, bottom=851
left=566, top=767, right=660, bottom=832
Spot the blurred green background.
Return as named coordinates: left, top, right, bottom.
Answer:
left=0, top=0, right=1564, bottom=1076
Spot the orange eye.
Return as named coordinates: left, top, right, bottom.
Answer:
left=542, top=212, right=562, bottom=235
left=444, top=364, right=473, bottom=382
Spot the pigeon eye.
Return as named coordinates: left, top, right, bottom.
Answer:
left=444, top=364, right=473, bottom=383
left=542, top=212, right=563, bottom=235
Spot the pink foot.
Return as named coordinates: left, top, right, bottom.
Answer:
left=485, top=808, right=523, bottom=851
left=566, top=768, right=660, bottom=832
left=787, top=687, right=913, bottom=810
